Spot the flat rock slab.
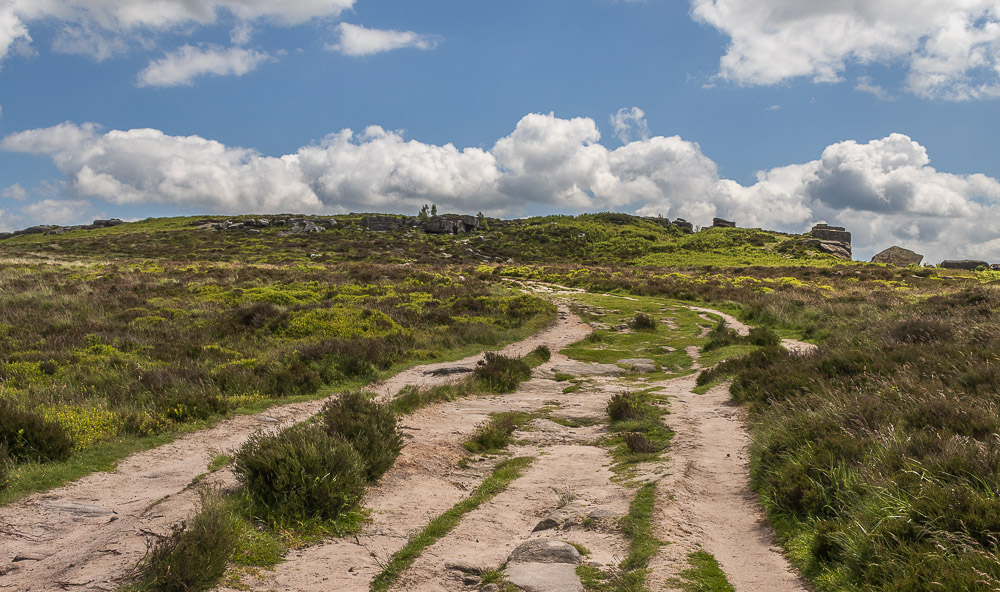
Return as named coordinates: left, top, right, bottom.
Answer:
left=508, top=539, right=582, bottom=564
left=549, top=363, right=624, bottom=377
left=506, top=562, right=584, bottom=592
left=43, top=502, right=114, bottom=517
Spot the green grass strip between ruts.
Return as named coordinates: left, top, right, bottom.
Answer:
left=669, top=550, right=736, bottom=592
left=369, top=456, right=535, bottom=592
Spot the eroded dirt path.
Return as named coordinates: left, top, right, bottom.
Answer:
left=0, top=307, right=584, bottom=592
left=219, top=315, right=636, bottom=592
left=649, top=309, right=812, bottom=592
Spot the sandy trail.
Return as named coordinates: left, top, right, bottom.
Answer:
left=648, top=313, right=809, bottom=592
left=0, top=306, right=584, bottom=592
left=220, top=319, right=630, bottom=592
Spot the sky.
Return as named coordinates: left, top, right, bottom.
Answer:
left=1, top=1, right=999, bottom=262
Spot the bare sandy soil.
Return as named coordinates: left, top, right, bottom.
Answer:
left=0, top=307, right=584, bottom=592
left=646, top=374, right=808, bottom=592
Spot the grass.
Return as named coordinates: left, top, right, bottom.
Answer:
left=604, top=390, right=673, bottom=479
left=577, top=482, right=663, bottom=592
left=668, top=550, right=735, bottom=592
left=369, top=456, right=534, bottom=592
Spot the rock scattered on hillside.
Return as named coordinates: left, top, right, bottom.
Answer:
left=871, top=246, right=923, bottom=266
left=940, top=259, right=988, bottom=270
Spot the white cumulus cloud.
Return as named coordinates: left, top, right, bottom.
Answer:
left=137, top=45, right=271, bottom=87
left=2, top=183, right=26, bottom=200
left=692, top=0, right=1000, bottom=100
left=1, top=0, right=354, bottom=65
left=4, top=115, right=1000, bottom=261
left=328, top=22, right=438, bottom=57
left=610, top=107, right=651, bottom=144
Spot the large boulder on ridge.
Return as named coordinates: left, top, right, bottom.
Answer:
left=872, top=246, right=923, bottom=266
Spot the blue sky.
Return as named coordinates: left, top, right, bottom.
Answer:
left=1, top=0, right=999, bottom=261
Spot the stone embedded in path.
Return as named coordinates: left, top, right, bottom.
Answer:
left=506, top=563, right=584, bottom=592
left=506, top=539, right=584, bottom=592
left=508, top=539, right=582, bottom=565
left=44, top=501, right=114, bottom=517
left=616, top=358, right=657, bottom=373
left=549, top=363, right=625, bottom=377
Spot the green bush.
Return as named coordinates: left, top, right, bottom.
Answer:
left=321, top=390, right=403, bottom=482
left=475, top=352, right=531, bottom=393
left=0, top=399, right=73, bottom=462
left=232, top=424, right=365, bottom=522
left=622, top=431, right=661, bottom=454
left=132, top=492, right=236, bottom=592
left=607, top=392, right=643, bottom=422
left=629, top=312, right=657, bottom=331
left=748, top=326, right=781, bottom=347
left=702, top=319, right=741, bottom=352
left=523, top=344, right=551, bottom=367
left=0, top=444, right=10, bottom=490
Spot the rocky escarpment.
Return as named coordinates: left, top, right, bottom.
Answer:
left=805, top=223, right=852, bottom=260
left=0, top=218, right=125, bottom=240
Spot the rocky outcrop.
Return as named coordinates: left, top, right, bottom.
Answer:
left=872, top=246, right=923, bottom=266
left=362, top=215, right=405, bottom=231
left=712, top=217, right=735, bottom=228
left=673, top=218, right=694, bottom=233
left=941, top=259, right=988, bottom=270
left=0, top=219, right=128, bottom=240
left=808, top=224, right=852, bottom=260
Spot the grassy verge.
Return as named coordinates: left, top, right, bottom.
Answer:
left=369, top=456, right=535, bottom=592
left=668, top=550, right=735, bottom=592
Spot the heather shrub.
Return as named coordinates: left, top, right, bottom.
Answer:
left=522, top=344, right=551, bottom=367
left=607, top=392, right=643, bottom=421
left=474, top=352, right=531, bottom=393
left=0, top=444, right=9, bottom=490
left=232, top=424, right=365, bottom=522
left=0, top=398, right=73, bottom=462
left=622, top=431, right=660, bottom=453
left=321, top=390, right=402, bottom=482
left=131, top=492, right=236, bottom=592
left=629, top=312, right=657, bottom=331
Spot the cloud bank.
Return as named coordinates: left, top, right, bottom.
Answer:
left=692, top=0, right=1000, bottom=100
left=4, top=111, right=1000, bottom=261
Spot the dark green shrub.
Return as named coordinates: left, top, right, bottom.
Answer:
left=132, top=492, right=236, bottom=592
left=607, top=392, right=643, bottom=421
left=474, top=352, right=531, bottom=393
left=232, top=425, right=365, bottom=522
left=464, top=413, right=517, bottom=454
left=622, top=431, right=660, bottom=453
left=269, top=357, right=323, bottom=396
left=889, top=317, right=954, bottom=344
left=157, top=386, right=230, bottom=422
left=702, top=319, right=740, bottom=352
left=748, top=326, right=781, bottom=347
left=0, top=399, right=73, bottom=462
left=0, top=444, right=10, bottom=490
left=629, top=312, right=657, bottom=331
left=811, top=519, right=845, bottom=563
left=523, top=344, right=551, bottom=367
left=231, top=301, right=286, bottom=330
left=321, top=391, right=403, bottom=482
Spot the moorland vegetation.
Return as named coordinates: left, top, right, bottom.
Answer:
left=2, top=212, right=999, bottom=591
